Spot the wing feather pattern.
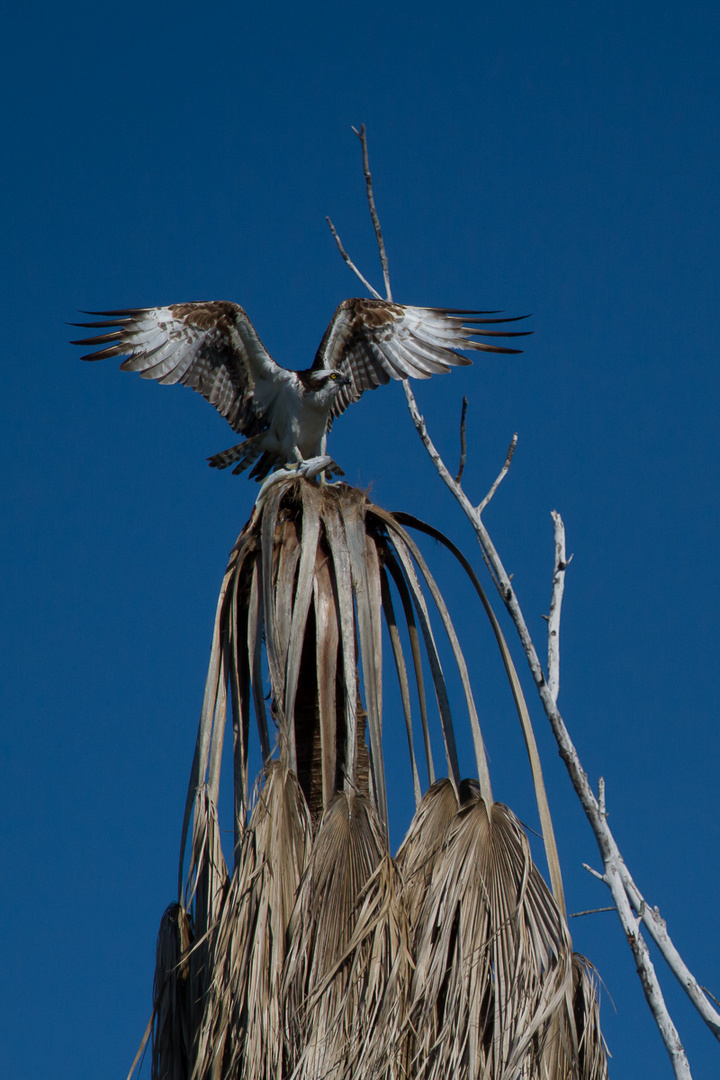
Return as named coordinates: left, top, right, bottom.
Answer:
left=312, top=298, right=530, bottom=420
left=71, top=301, right=283, bottom=436
left=72, top=296, right=531, bottom=470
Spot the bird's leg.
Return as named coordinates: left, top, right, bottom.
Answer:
left=280, top=447, right=304, bottom=473
left=318, top=434, right=328, bottom=486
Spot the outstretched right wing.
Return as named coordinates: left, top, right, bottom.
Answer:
left=313, top=298, right=531, bottom=421
left=71, top=301, right=287, bottom=436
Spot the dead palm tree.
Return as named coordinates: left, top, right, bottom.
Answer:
left=148, top=474, right=608, bottom=1080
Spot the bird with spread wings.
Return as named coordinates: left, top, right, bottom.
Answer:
left=72, top=297, right=529, bottom=481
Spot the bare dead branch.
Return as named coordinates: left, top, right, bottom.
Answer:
left=400, top=397, right=699, bottom=1075
left=606, top=856, right=692, bottom=1078
left=325, top=216, right=382, bottom=299
left=547, top=510, right=572, bottom=704
left=455, top=396, right=468, bottom=483
left=620, top=849, right=720, bottom=1039
left=331, top=126, right=716, bottom=1076
left=591, top=785, right=719, bottom=1038
left=477, top=433, right=518, bottom=515
left=352, top=124, right=393, bottom=301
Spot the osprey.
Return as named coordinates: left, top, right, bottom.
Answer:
left=72, top=298, right=529, bottom=480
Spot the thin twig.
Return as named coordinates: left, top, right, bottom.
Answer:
left=477, top=433, right=518, bottom=515
left=570, top=907, right=617, bottom=917
left=547, top=510, right=572, bottom=704
left=401, top=380, right=501, bottom=591
left=352, top=124, right=392, bottom=300
left=456, top=397, right=468, bottom=483
left=326, top=216, right=382, bottom=299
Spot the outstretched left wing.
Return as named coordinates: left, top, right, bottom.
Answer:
left=312, top=298, right=530, bottom=420
left=71, top=301, right=286, bottom=437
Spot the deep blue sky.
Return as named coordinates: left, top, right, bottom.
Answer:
left=2, top=1, right=719, bottom=1077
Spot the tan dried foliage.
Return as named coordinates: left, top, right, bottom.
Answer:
left=147, top=478, right=607, bottom=1080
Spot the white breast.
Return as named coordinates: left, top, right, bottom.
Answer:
left=268, top=380, right=330, bottom=460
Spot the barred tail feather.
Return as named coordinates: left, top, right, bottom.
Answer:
left=207, top=435, right=265, bottom=473
left=248, top=451, right=277, bottom=480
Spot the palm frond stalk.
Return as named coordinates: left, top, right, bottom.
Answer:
left=148, top=476, right=608, bottom=1080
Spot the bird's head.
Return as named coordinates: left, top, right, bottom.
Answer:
left=298, top=368, right=352, bottom=407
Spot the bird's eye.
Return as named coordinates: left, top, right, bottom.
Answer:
left=330, top=373, right=339, bottom=381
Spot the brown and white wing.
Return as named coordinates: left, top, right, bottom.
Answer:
left=313, top=297, right=531, bottom=419
left=71, top=300, right=285, bottom=435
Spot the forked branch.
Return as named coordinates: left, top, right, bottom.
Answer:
left=326, top=215, right=381, bottom=300
left=477, top=432, right=517, bottom=515
left=352, top=123, right=393, bottom=301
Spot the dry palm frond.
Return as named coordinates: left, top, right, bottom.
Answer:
left=571, top=956, right=609, bottom=1080
left=184, top=790, right=230, bottom=1079
left=405, top=791, right=573, bottom=1080
left=535, top=955, right=609, bottom=1080
left=393, top=512, right=567, bottom=920
left=153, top=475, right=609, bottom=1080
left=395, top=778, right=461, bottom=927
left=179, top=476, right=497, bottom=878
left=186, top=763, right=312, bottom=1080
left=283, top=791, right=413, bottom=1080
left=151, top=903, right=193, bottom=1080
left=151, top=791, right=228, bottom=1079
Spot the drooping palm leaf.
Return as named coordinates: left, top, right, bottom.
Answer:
left=149, top=476, right=608, bottom=1080
left=283, top=791, right=412, bottom=1080
left=151, top=903, right=193, bottom=1080
left=394, top=511, right=568, bottom=920
left=189, top=763, right=312, bottom=1080
left=178, top=476, right=487, bottom=863
left=404, top=791, right=573, bottom=1080
left=536, top=955, right=609, bottom=1080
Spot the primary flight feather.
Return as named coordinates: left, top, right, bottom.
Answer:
left=72, top=297, right=529, bottom=480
